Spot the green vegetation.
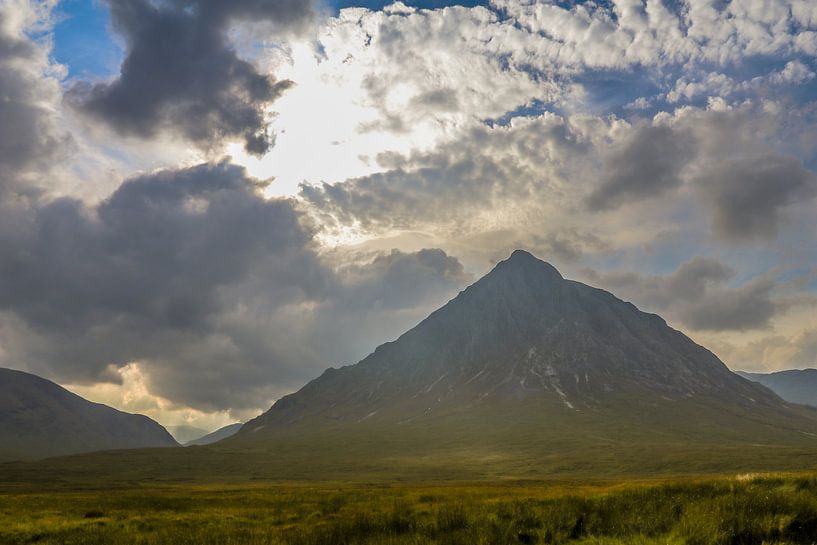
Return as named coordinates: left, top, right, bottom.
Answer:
left=3, top=474, right=817, bottom=544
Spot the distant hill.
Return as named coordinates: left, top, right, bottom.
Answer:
left=0, top=368, right=178, bottom=462
left=738, top=369, right=817, bottom=407
left=185, top=423, right=243, bottom=446
left=168, top=425, right=210, bottom=444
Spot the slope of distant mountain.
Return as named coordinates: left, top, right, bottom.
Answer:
left=185, top=423, right=243, bottom=446
left=738, top=369, right=817, bottom=407
left=0, top=368, right=178, bottom=462
left=168, top=425, right=209, bottom=444
left=224, top=250, right=817, bottom=477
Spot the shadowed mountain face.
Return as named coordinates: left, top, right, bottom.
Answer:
left=241, top=251, right=800, bottom=431
left=220, top=251, right=817, bottom=477
left=739, top=369, right=817, bottom=408
left=0, top=368, right=178, bottom=462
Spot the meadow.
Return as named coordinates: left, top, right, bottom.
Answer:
left=2, top=474, right=817, bottom=545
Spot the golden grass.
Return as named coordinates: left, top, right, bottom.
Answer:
left=2, top=472, right=817, bottom=544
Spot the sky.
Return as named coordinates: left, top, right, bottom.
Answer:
left=1, top=0, right=817, bottom=432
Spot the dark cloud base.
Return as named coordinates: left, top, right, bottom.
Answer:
left=69, top=0, right=315, bottom=154
left=0, top=160, right=470, bottom=412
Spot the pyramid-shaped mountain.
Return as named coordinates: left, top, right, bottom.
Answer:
left=225, top=251, right=817, bottom=477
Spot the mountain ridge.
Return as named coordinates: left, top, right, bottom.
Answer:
left=738, top=369, right=817, bottom=408
left=184, top=423, right=243, bottom=446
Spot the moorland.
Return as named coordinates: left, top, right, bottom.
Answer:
left=3, top=474, right=817, bottom=545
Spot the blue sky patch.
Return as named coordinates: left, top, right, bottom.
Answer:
left=52, top=0, right=122, bottom=80
left=330, top=0, right=485, bottom=12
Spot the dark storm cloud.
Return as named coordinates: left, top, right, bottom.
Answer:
left=332, top=248, right=469, bottom=311
left=139, top=247, right=471, bottom=410
left=0, top=162, right=323, bottom=384
left=0, top=158, right=469, bottom=411
left=586, top=124, right=695, bottom=211
left=695, top=154, right=817, bottom=240
left=0, top=162, right=314, bottom=332
left=580, top=108, right=817, bottom=242
left=69, top=0, right=315, bottom=154
left=582, top=256, right=780, bottom=332
left=677, top=278, right=777, bottom=331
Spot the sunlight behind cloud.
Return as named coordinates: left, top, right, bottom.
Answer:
left=230, top=41, right=413, bottom=196
left=230, top=25, right=472, bottom=197
left=64, top=363, right=240, bottom=432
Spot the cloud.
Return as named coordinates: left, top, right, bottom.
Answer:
left=493, top=0, right=817, bottom=69
left=0, top=162, right=320, bottom=400
left=0, top=158, right=469, bottom=413
left=300, top=113, right=589, bottom=237
left=68, top=0, right=316, bottom=154
left=331, top=248, right=469, bottom=311
left=695, top=153, right=817, bottom=240
left=769, top=59, right=816, bottom=84
left=677, top=277, right=778, bottom=331
left=579, top=104, right=817, bottom=241
left=0, top=0, right=70, bottom=197
left=581, top=257, right=781, bottom=332
left=585, top=124, right=695, bottom=210
left=722, top=329, right=817, bottom=370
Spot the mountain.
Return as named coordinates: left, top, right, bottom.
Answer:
left=4, top=251, right=817, bottom=482
left=738, top=369, right=817, bottom=407
left=168, top=425, right=210, bottom=444
left=184, top=423, right=243, bottom=446
left=224, top=250, right=817, bottom=477
left=0, top=368, right=178, bottom=462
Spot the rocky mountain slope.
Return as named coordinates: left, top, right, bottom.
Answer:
left=223, top=251, right=817, bottom=477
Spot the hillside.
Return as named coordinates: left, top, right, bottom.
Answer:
left=185, top=423, right=243, bottom=446
left=739, top=369, right=817, bottom=407
left=0, top=368, right=178, bottom=462
left=168, top=425, right=210, bottom=445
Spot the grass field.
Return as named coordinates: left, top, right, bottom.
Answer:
left=3, top=474, right=817, bottom=544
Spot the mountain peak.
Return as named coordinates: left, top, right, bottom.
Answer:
left=237, top=248, right=817, bottom=475
left=491, top=249, right=563, bottom=282
left=509, top=249, right=537, bottom=260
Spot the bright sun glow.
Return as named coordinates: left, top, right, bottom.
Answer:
left=230, top=40, right=444, bottom=197
left=64, top=364, right=237, bottom=432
